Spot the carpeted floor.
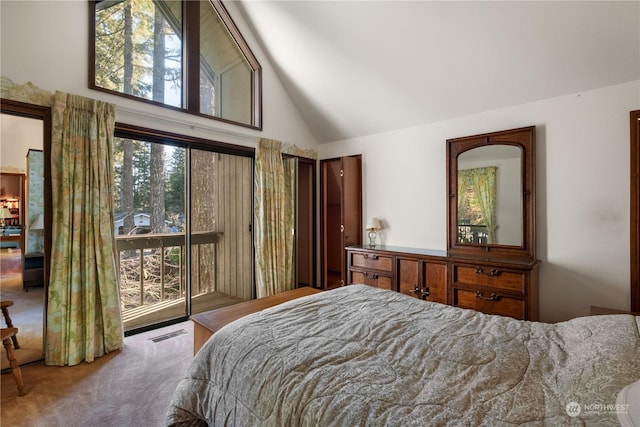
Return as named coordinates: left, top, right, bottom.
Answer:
left=0, top=320, right=194, bottom=427
left=0, top=249, right=45, bottom=369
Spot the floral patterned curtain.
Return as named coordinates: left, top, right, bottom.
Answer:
left=1, top=78, right=124, bottom=366
left=46, top=92, right=123, bottom=366
left=458, top=167, right=497, bottom=243
left=254, top=139, right=295, bottom=298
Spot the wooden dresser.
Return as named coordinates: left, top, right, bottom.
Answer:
left=347, top=245, right=540, bottom=321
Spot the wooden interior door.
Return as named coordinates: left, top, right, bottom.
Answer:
left=321, top=156, right=362, bottom=289
left=295, top=159, right=315, bottom=288
left=322, top=159, right=342, bottom=289
left=0, top=99, right=51, bottom=366
left=340, top=156, right=362, bottom=285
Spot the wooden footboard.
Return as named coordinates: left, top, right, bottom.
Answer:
left=191, top=287, right=322, bottom=354
left=590, top=305, right=640, bottom=316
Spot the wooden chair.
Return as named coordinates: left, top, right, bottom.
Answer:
left=0, top=300, right=19, bottom=349
left=1, top=327, right=25, bottom=396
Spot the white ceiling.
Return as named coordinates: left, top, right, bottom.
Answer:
left=235, top=1, right=640, bottom=144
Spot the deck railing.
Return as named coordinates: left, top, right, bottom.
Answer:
left=457, top=224, right=489, bottom=244
left=115, top=231, right=222, bottom=311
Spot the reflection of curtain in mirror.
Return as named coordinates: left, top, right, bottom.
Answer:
left=458, top=167, right=497, bottom=243
left=457, top=173, right=467, bottom=213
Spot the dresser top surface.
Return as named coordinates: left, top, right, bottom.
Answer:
left=347, top=245, right=539, bottom=267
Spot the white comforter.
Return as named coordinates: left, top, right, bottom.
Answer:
left=167, top=285, right=640, bottom=426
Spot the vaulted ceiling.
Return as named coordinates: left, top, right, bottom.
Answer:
left=235, top=1, right=640, bottom=144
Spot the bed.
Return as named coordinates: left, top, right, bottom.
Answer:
left=167, top=285, right=640, bottom=426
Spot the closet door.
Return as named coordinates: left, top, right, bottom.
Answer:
left=321, top=156, right=362, bottom=289
left=322, top=159, right=342, bottom=289
left=340, top=156, right=362, bottom=285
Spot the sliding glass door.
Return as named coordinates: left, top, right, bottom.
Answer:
left=113, top=138, right=188, bottom=330
left=190, top=149, right=254, bottom=314
left=113, top=131, right=254, bottom=332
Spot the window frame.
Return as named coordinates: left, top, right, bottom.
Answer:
left=89, top=0, right=262, bottom=131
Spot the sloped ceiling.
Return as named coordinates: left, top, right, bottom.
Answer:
left=235, top=1, right=640, bottom=144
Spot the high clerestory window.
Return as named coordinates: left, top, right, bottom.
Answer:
left=91, top=0, right=262, bottom=129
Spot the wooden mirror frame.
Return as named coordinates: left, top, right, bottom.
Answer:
left=447, top=126, right=536, bottom=261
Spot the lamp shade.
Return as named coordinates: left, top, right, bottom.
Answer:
left=0, top=208, right=12, bottom=219
left=31, top=214, right=44, bottom=230
left=366, top=218, right=381, bottom=231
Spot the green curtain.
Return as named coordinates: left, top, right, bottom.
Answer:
left=46, top=92, right=123, bottom=366
left=254, top=139, right=295, bottom=298
left=459, top=167, right=497, bottom=244
left=457, top=172, right=468, bottom=214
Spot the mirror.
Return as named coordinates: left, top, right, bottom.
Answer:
left=447, top=126, right=536, bottom=261
left=457, top=145, right=522, bottom=246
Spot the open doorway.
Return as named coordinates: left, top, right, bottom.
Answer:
left=0, top=101, right=51, bottom=368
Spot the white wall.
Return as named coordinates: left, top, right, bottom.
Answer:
left=320, top=80, right=640, bottom=323
left=0, top=114, right=43, bottom=173
left=0, top=0, right=317, bottom=151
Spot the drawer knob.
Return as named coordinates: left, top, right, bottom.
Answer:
left=363, top=254, right=379, bottom=260
left=366, top=272, right=379, bottom=279
left=413, top=285, right=430, bottom=300
left=475, top=267, right=500, bottom=277
left=475, top=290, right=500, bottom=301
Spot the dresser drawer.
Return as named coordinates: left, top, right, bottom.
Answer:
left=453, top=264, right=525, bottom=294
left=345, top=245, right=538, bottom=321
left=397, top=258, right=447, bottom=304
left=351, top=252, right=393, bottom=272
left=397, top=258, right=420, bottom=298
left=350, top=270, right=393, bottom=290
left=453, top=288, right=525, bottom=319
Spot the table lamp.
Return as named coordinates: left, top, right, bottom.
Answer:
left=366, top=218, right=381, bottom=247
left=0, top=208, right=12, bottom=228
